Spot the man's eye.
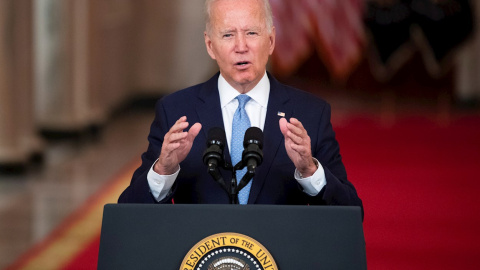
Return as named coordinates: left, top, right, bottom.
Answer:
left=223, top=34, right=233, bottom=38
left=247, top=32, right=258, bottom=35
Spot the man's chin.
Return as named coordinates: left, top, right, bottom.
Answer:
left=222, top=71, right=261, bottom=92
left=233, top=74, right=258, bottom=86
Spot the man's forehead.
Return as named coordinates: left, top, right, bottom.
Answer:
left=210, top=6, right=266, bottom=27
left=210, top=0, right=264, bottom=17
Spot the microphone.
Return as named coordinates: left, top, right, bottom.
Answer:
left=234, top=127, right=263, bottom=195
left=242, top=127, right=263, bottom=173
left=202, top=127, right=227, bottom=172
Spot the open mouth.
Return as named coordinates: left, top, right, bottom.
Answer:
left=235, top=61, right=250, bottom=66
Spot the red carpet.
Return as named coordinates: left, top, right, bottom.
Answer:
left=335, top=115, right=480, bottom=269
left=6, top=115, right=480, bottom=269
left=62, top=235, right=101, bottom=270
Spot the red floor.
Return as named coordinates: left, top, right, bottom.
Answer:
left=336, top=115, right=480, bottom=269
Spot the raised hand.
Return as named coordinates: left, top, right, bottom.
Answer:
left=154, top=116, right=202, bottom=175
left=279, top=117, right=316, bottom=178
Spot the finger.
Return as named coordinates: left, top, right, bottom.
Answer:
left=164, top=126, right=186, bottom=142
left=289, top=117, right=305, bottom=129
left=172, top=116, right=187, bottom=127
left=163, top=141, right=181, bottom=153
left=279, top=118, right=288, bottom=136
left=169, top=121, right=189, bottom=134
left=168, top=131, right=188, bottom=142
left=286, top=120, right=304, bottom=137
left=187, top=123, right=202, bottom=141
left=290, top=142, right=309, bottom=155
left=284, top=129, right=303, bottom=145
left=168, top=116, right=189, bottom=133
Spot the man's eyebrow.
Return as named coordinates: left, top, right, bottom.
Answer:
left=219, top=29, right=236, bottom=34
left=243, top=26, right=262, bottom=32
left=217, top=27, right=263, bottom=36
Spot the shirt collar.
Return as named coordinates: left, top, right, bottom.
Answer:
left=218, top=72, right=270, bottom=109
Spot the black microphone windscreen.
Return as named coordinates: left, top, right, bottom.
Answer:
left=207, top=127, right=226, bottom=147
left=243, top=127, right=263, bottom=148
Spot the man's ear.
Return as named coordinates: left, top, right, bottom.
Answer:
left=204, top=32, right=216, bottom=60
left=268, top=26, right=276, bottom=55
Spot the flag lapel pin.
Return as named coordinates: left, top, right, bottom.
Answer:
left=277, top=112, right=285, bottom=117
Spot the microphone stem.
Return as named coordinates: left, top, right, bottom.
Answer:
left=230, top=169, right=238, bottom=204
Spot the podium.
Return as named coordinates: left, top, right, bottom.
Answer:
left=98, top=204, right=366, bottom=269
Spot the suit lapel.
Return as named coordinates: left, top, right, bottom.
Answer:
left=195, top=73, right=232, bottom=163
left=248, top=74, right=291, bottom=203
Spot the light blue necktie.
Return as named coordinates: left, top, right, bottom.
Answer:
left=231, top=94, right=252, bottom=204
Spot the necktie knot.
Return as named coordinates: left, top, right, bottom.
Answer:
left=236, top=94, right=251, bottom=109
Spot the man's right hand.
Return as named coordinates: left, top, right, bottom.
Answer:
left=154, top=116, right=202, bottom=175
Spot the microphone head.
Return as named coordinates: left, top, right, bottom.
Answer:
left=207, top=127, right=226, bottom=148
left=243, top=127, right=263, bottom=149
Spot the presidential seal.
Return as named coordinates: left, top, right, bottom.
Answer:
left=180, top=233, right=277, bottom=270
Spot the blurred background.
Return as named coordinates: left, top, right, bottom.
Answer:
left=1, top=0, right=480, bottom=269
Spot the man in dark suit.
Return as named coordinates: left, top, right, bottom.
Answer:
left=118, top=0, right=362, bottom=211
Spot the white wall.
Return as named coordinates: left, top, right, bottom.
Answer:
left=455, top=0, right=480, bottom=102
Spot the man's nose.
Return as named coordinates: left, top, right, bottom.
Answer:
left=235, top=34, right=248, bottom=53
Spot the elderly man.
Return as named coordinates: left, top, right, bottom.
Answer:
left=118, top=0, right=362, bottom=211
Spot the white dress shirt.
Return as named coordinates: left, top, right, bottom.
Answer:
left=147, top=73, right=326, bottom=201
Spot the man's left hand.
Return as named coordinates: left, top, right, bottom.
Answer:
left=279, top=117, right=317, bottom=178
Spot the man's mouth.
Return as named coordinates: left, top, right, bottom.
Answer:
left=235, top=61, right=250, bottom=66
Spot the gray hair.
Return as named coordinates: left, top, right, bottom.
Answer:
left=204, top=0, right=274, bottom=35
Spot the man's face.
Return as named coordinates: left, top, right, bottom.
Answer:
left=205, top=0, right=275, bottom=93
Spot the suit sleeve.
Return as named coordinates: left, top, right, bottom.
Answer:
left=118, top=100, right=175, bottom=204
left=308, top=103, right=363, bottom=216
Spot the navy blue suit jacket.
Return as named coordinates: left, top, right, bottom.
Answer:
left=118, top=73, right=362, bottom=209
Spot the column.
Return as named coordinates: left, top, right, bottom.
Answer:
left=0, top=0, right=42, bottom=169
